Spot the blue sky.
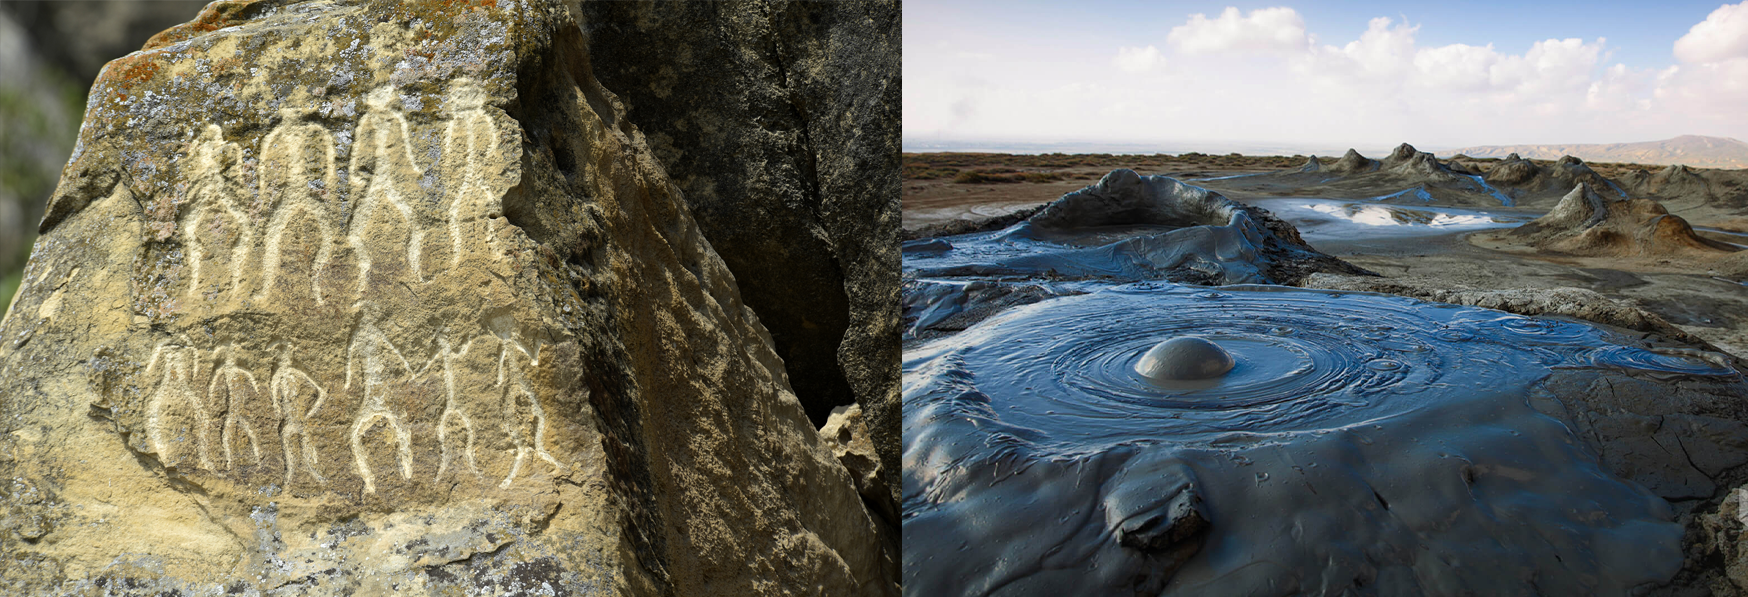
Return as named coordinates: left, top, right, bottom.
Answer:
left=905, top=1, right=1748, bottom=149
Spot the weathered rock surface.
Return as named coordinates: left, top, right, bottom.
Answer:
left=575, top=1, right=902, bottom=509
left=0, top=2, right=895, bottom=594
left=1506, top=183, right=1739, bottom=259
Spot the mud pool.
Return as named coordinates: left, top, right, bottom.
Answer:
left=902, top=172, right=1748, bottom=595
left=903, top=283, right=1742, bottom=595
left=1252, top=198, right=1532, bottom=243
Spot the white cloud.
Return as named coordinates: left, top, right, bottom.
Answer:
left=1674, top=1, right=1748, bottom=63
left=1412, top=43, right=1498, bottom=91
left=904, top=4, right=1748, bottom=146
left=1487, top=37, right=1604, bottom=95
left=1167, top=7, right=1307, bottom=55
left=1114, top=45, right=1164, bottom=73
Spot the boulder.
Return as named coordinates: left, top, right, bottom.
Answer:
left=0, top=2, right=895, bottom=594
left=575, top=2, right=901, bottom=507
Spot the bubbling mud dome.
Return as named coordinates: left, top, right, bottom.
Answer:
left=903, top=283, right=1747, bottom=595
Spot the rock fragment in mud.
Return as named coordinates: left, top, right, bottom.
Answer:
left=0, top=3, right=895, bottom=595
left=904, top=283, right=1748, bottom=595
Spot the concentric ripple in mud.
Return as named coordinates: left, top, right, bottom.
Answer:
left=904, top=282, right=1740, bottom=595
left=915, top=282, right=1734, bottom=454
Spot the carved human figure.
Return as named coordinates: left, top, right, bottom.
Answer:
left=344, top=304, right=415, bottom=493
left=144, top=341, right=216, bottom=470
left=257, top=106, right=338, bottom=304
left=348, top=86, right=427, bottom=290
left=208, top=344, right=264, bottom=469
left=181, top=124, right=251, bottom=300
left=439, top=78, right=511, bottom=265
left=494, top=329, right=565, bottom=488
left=269, top=342, right=329, bottom=485
left=414, top=329, right=481, bottom=483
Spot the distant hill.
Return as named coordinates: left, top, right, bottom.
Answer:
left=1442, top=135, right=1748, bottom=169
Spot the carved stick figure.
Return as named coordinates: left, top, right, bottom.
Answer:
left=414, top=329, right=481, bottom=483
left=208, top=344, right=263, bottom=469
left=269, top=342, right=329, bottom=485
left=440, top=78, right=504, bottom=264
left=348, top=87, right=427, bottom=290
left=182, top=124, right=251, bottom=300
left=257, top=106, right=338, bottom=304
left=344, top=305, right=415, bottom=493
left=144, top=341, right=215, bottom=470
left=495, top=330, right=564, bottom=488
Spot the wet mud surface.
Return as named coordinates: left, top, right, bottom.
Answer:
left=902, top=166, right=1748, bottom=595
left=903, top=283, right=1746, bottom=595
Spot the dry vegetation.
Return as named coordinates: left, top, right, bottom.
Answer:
left=904, top=151, right=1659, bottom=184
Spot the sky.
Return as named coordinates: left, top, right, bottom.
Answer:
left=904, top=1, right=1748, bottom=151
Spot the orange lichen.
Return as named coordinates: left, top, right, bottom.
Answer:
left=142, top=0, right=272, bottom=51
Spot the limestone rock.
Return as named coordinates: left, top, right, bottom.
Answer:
left=575, top=1, right=902, bottom=510
left=0, top=2, right=894, bottom=595
left=819, top=404, right=894, bottom=526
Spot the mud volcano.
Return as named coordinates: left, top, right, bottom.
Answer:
left=905, top=169, right=1364, bottom=286
left=903, top=283, right=1747, bottom=595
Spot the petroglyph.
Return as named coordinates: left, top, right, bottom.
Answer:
left=145, top=341, right=216, bottom=470
left=349, top=87, right=428, bottom=288
left=181, top=125, right=252, bottom=299
left=494, top=329, right=565, bottom=488
left=258, top=106, right=339, bottom=304
left=209, top=344, right=264, bottom=469
left=441, top=78, right=506, bottom=264
left=345, top=304, right=415, bottom=493
left=415, top=329, right=482, bottom=483
left=270, top=342, right=330, bottom=485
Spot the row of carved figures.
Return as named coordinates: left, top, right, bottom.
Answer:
left=142, top=313, right=564, bottom=493
left=180, top=79, right=512, bottom=305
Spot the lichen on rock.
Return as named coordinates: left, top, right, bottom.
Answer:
left=0, top=1, right=896, bottom=594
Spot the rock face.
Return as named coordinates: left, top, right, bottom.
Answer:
left=1508, top=183, right=1739, bottom=258
left=0, top=2, right=894, bottom=595
left=574, top=2, right=901, bottom=509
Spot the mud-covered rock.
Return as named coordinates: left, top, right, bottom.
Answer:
left=0, top=2, right=895, bottom=594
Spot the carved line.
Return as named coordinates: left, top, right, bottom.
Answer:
left=256, top=111, right=338, bottom=304
left=344, top=306, right=415, bottom=493
left=495, top=330, right=565, bottom=489
left=145, top=341, right=216, bottom=470
left=269, top=342, right=329, bottom=485
left=209, top=344, right=264, bottom=469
